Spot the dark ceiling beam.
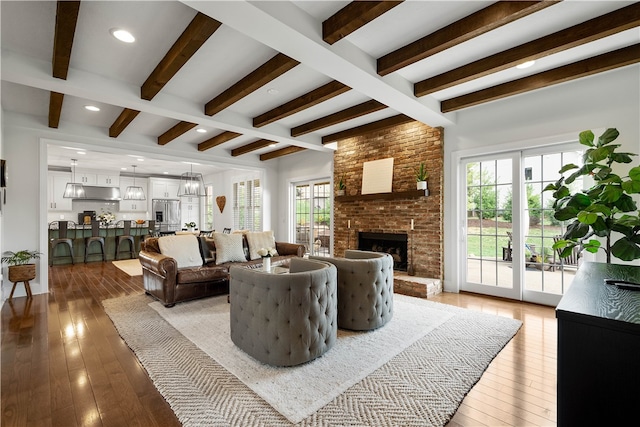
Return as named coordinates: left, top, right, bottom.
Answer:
left=260, top=146, right=306, bottom=161
left=198, top=131, right=243, bottom=151
left=377, top=1, right=558, bottom=76
left=205, top=53, right=300, bottom=116
left=291, top=100, right=387, bottom=137
left=416, top=2, right=640, bottom=96
left=48, top=92, right=64, bottom=128
left=109, top=108, right=141, bottom=138
left=231, top=139, right=277, bottom=157
left=141, top=13, right=222, bottom=100
left=441, top=43, right=640, bottom=113
left=158, top=121, right=198, bottom=145
left=323, top=1, right=403, bottom=45
left=322, top=114, right=415, bottom=144
left=253, top=81, right=351, bottom=128
left=52, top=1, right=81, bottom=79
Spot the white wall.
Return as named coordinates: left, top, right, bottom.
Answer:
left=443, top=65, right=640, bottom=293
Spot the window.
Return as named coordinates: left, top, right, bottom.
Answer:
left=233, top=178, right=261, bottom=231
left=203, top=184, right=214, bottom=231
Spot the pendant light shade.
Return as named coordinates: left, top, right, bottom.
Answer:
left=177, top=163, right=206, bottom=197
left=123, top=165, right=146, bottom=200
left=63, top=159, right=85, bottom=198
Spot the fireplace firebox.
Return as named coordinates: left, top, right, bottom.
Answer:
left=357, top=232, right=408, bottom=271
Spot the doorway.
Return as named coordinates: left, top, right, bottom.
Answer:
left=293, top=180, right=331, bottom=256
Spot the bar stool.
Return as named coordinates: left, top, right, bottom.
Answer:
left=115, top=220, right=135, bottom=260
left=49, top=220, right=76, bottom=266
left=142, top=220, right=156, bottom=242
left=84, top=220, right=105, bottom=263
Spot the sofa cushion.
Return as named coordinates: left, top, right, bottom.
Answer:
left=176, top=265, right=229, bottom=284
left=245, top=230, right=279, bottom=260
left=212, top=232, right=247, bottom=264
left=158, top=234, right=203, bottom=268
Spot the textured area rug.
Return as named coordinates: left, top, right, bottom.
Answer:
left=111, top=259, right=142, bottom=276
left=103, top=294, right=521, bottom=426
left=149, top=296, right=454, bottom=423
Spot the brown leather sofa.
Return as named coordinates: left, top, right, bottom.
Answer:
left=139, top=235, right=305, bottom=307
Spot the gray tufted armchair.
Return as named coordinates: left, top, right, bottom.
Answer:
left=229, top=258, right=338, bottom=366
left=311, top=250, right=394, bottom=331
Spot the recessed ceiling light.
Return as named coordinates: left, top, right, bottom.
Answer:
left=163, top=171, right=169, bottom=175
left=516, top=60, right=535, bottom=70
left=77, top=151, right=86, bottom=155
left=84, top=105, right=100, bottom=112
left=267, top=88, right=279, bottom=95
left=121, top=167, right=127, bottom=170
left=110, top=28, right=135, bottom=43
left=196, top=128, right=207, bottom=133
left=137, top=158, right=144, bottom=162
left=268, top=143, right=277, bottom=147
left=181, top=161, right=201, bottom=165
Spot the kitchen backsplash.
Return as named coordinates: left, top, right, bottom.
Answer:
left=46, top=200, right=149, bottom=224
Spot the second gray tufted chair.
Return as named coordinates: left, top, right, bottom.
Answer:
left=311, top=250, right=394, bottom=331
left=229, top=258, right=338, bottom=366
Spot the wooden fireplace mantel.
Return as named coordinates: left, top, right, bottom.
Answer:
left=335, top=189, right=428, bottom=202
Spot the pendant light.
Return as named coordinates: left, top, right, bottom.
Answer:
left=63, top=159, right=85, bottom=198
left=177, top=163, right=206, bottom=197
left=123, top=165, right=146, bottom=200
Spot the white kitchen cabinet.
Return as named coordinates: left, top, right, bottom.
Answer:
left=151, top=179, right=180, bottom=199
left=181, top=197, right=200, bottom=227
left=96, top=173, right=119, bottom=186
left=47, top=172, right=73, bottom=211
left=119, top=177, right=148, bottom=212
left=75, top=170, right=97, bottom=185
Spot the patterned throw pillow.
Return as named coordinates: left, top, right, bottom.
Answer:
left=212, top=232, right=247, bottom=264
left=246, top=230, right=279, bottom=260
left=157, top=234, right=203, bottom=268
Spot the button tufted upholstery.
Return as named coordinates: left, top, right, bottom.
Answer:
left=310, top=250, right=394, bottom=331
left=229, top=258, right=337, bottom=367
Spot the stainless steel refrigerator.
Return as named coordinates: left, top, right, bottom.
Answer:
left=152, top=199, right=181, bottom=232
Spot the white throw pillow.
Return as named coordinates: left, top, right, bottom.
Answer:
left=212, top=232, right=247, bottom=264
left=157, top=234, right=203, bottom=268
left=246, top=230, right=279, bottom=260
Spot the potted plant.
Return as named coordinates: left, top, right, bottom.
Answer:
left=1, top=250, right=41, bottom=298
left=337, top=175, right=346, bottom=196
left=415, top=162, right=429, bottom=190
left=184, top=221, right=196, bottom=232
left=545, top=128, right=640, bottom=263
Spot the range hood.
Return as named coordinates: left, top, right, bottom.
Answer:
left=74, top=185, right=122, bottom=201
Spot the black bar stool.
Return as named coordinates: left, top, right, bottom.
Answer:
left=84, top=220, right=105, bottom=263
left=49, top=220, right=76, bottom=265
left=115, top=220, right=135, bottom=260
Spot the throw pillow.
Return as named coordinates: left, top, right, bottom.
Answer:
left=157, top=234, right=203, bottom=268
left=246, top=230, right=279, bottom=260
left=212, top=232, right=247, bottom=264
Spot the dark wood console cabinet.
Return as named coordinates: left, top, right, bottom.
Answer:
left=556, top=262, right=640, bottom=426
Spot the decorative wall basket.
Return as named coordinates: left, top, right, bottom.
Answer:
left=216, top=196, right=226, bottom=213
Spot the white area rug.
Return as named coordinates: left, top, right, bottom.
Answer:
left=103, top=293, right=522, bottom=426
left=149, top=295, right=454, bottom=423
left=111, top=259, right=142, bottom=276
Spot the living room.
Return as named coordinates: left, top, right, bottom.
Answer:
left=1, top=1, right=639, bottom=426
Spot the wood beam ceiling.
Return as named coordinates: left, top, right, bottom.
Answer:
left=141, top=13, right=222, bottom=101
left=198, top=131, right=242, bottom=151
left=231, top=140, right=277, bottom=157
left=441, top=43, right=640, bottom=113
left=109, top=109, right=140, bottom=138
left=416, top=2, right=640, bottom=97
left=158, top=121, right=197, bottom=145
left=322, top=114, right=415, bottom=144
left=377, top=1, right=558, bottom=76
left=260, top=146, right=306, bottom=161
left=291, top=100, right=387, bottom=137
left=322, top=1, right=403, bottom=45
left=205, top=53, right=300, bottom=116
left=253, top=81, right=351, bottom=128
left=52, top=1, right=81, bottom=80
left=48, top=92, right=64, bottom=128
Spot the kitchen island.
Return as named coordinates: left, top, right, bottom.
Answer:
left=49, top=223, right=150, bottom=264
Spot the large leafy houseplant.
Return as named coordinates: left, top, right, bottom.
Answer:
left=545, top=128, right=640, bottom=263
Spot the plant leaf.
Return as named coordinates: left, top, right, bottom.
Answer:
left=577, top=211, right=598, bottom=224
left=564, top=220, right=589, bottom=239
left=588, top=146, right=613, bottom=163
left=579, top=130, right=595, bottom=147
left=597, top=128, right=619, bottom=146
left=553, top=186, right=570, bottom=199
left=567, top=193, right=591, bottom=209
left=583, top=240, right=601, bottom=254
left=543, top=183, right=557, bottom=192
left=559, top=163, right=579, bottom=174
left=591, top=216, right=608, bottom=234
left=611, top=153, right=634, bottom=164
left=611, top=237, right=640, bottom=261
left=617, top=215, right=640, bottom=228
left=594, top=167, right=612, bottom=180
left=629, top=166, right=640, bottom=181
left=600, top=185, right=623, bottom=203
left=614, top=193, right=637, bottom=212
left=621, top=180, right=640, bottom=194
left=555, top=206, right=579, bottom=221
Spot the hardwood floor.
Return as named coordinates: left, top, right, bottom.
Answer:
left=1, top=262, right=557, bottom=426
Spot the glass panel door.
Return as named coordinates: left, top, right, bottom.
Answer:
left=293, top=180, right=331, bottom=256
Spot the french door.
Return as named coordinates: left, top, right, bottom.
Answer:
left=293, top=180, right=331, bottom=257
left=461, top=145, right=584, bottom=306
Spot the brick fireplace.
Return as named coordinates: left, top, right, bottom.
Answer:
left=334, top=121, right=443, bottom=280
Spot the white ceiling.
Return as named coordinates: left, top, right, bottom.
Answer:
left=1, top=1, right=638, bottom=173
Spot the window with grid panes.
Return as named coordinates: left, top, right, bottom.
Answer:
left=233, top=178, right=262, bottom=231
